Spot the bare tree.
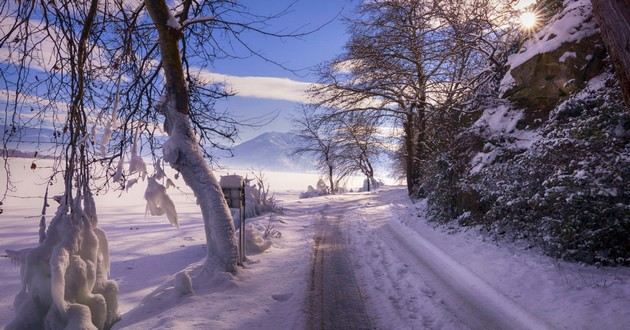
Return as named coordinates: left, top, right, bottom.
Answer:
left=1, top=0, right=324, bottom=328
left=309, top=0, right=520, bottom=196
left=333, top=112, right=382, bottom=191
left=292, top=107, right=354, bottom=194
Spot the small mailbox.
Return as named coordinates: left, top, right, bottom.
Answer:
left=220, top=175, right=246, bottom=266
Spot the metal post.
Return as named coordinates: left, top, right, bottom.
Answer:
left=239, top=180, right=246, bottom=264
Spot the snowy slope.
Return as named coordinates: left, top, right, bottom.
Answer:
left=220, top=132, right=316, bottom=172
left=0, top=158, right=316, bottom=329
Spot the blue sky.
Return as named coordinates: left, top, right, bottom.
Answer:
left=0, top=1, right=355, bottom=145
left=210, top=0, right=355, bottom=141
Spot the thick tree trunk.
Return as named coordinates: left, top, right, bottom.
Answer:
left=328, top=164, right=335, bottom=194
left=403, top=115, right=417, bottom=196
left=144, top=0, right=238, bottom=273
left=592, top=0, right=630, bottom=106
left=414, top=108, right=426, bottom=197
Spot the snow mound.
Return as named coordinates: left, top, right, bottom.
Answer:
left=245, top=225, right=272, bottom=255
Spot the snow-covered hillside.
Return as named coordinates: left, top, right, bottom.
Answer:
left=425, top=0, right=630, bottom=266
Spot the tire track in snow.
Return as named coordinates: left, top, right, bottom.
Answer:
left=348, top=199, right=552, bottom=330
left=307, top=207, right=374, bottom=330
left=348, top=212, right=467, bottom=330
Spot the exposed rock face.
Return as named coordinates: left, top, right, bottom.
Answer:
left=504, top=35, right=607, bottom=119
left=424, top=0, right=630, bottom=266
left=500, top=0, right=607, bottom=124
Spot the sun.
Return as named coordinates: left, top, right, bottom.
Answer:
left=519, top=11, right=539, bottom=30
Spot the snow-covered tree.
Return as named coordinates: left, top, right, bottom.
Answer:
left=143, top=0, right=239, bottom=273
left=3, top=1, right=119, bottom=328
left=1, top=0, right=319, bottom=327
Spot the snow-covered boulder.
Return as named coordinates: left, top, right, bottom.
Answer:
left=501, top=0, right=606, bottom=119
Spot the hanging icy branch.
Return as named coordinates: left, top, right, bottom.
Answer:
left=144, top=176, right=179, bottom=228
left=128, top=130, right=147, bottom=179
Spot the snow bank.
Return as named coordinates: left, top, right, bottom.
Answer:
left=346, top=187, right=630, bottom=329
left=244, top=225, right=272, bottom=255
left=0, top=158, right=313, bottom=329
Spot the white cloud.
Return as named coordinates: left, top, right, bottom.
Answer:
left=196, top=70, right=317, bottom=104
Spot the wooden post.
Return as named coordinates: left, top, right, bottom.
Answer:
left=220, top=175, right=246, bottom=265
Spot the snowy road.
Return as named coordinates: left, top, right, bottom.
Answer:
left=307, top=189, right=554, bottom=330
left=307, top=207, right=374, bottom=330
left=351, top=214, right=548, bottom=330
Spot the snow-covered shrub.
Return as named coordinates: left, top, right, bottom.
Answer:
left=299, top=178, right=330, bottom=199
left=7, top=193, right=119, bottom=329
left=245, top=225, right=272, bottom=254
left=359, top=177, right=384, bottom=192
left=242, top=172, right=281, bottom=219
left=316, top=178, right=329, bottom=194
left=425, top=153, right=462, bottom=223
left=299, top=185, right=322, bottom=199
left=441, top=74, right=630, bottom=265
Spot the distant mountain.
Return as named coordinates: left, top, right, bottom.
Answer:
left=220, top=132, right=316, bottom=172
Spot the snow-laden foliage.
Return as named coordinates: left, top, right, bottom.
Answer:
left=7, top=193, right=119, bottom=329
left=243, top=178, right=280, bottom=219
left=429, top=73, right=630, bottom=265
left=144, top=177, right=179, bottom=228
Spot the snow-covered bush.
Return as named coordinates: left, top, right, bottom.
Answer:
left=243, top=172, right=281, bottom=219
left=299, top=178, right=330, bottom=199
left=359, top=177, right=384, bottom=192
left=431, top=74, right=630, bottom=265
left=7, top=193, right=119, bottom=329
left=245, top=225, right=273, bottom=255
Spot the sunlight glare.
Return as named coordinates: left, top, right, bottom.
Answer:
left=519, top=11, right=538, bottom=30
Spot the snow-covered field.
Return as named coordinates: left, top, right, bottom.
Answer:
left=2, top=158, right=629, bottom=329
left=0, top=157, right=368, bottom=328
